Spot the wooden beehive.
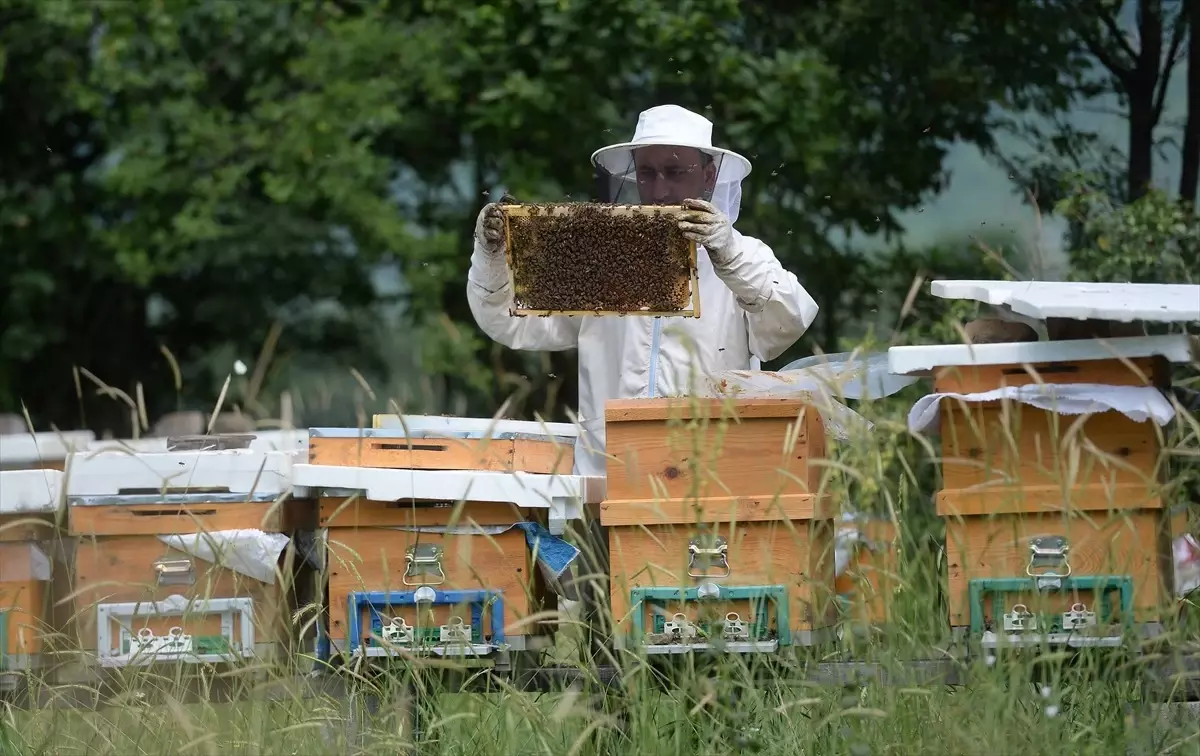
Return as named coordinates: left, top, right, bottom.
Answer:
left=501, top=203, right=700, bottom=317
left=299, top=415, right=584, bottom=658
left=308, top=416, right=576, bottom=475
left=0, top=469, right=64, bottom=684
left=64, top=448, right=312, bottom=667
left=320, top=498, right=552, bottom=656
left=601, top=397, right=838, bottom=648
left=887, top=280, right=1200, bottom=641
left=932, top=355, right=1176, bottom=633
left=834, top=518, right=902, bottom=628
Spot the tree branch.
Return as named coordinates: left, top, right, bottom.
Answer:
left=1153, top=5, right=1189, bottom=120
left=1097, top=2, right=1141, bottom=63
left=1075, top=20, right=1135, bottom=86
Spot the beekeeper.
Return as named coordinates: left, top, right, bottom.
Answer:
left=467, top=104, right=819, bottom=476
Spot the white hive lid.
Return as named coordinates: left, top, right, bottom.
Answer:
left=931, top=280, right=1200, bottom=323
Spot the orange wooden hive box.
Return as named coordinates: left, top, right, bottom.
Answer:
left=0, top=469, right=65, bottom=690
left=297, top=415, right=584, bottom=663
left=64, top=445, right=313, bottom=670
left=891, top=315, right=1194, bottom=648
left=601, top=397, right=839, bottom=652
left=833, top=516, right=902, bottom=630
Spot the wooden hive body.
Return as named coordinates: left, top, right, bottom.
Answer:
left=601, top=398, right=838, bottom=650
left=320, top=498, right=551, bottom=656
left=308, top=417, right=576, bottom=475
left=299, top=415, right=583, bottom=659
left=834, top=518, right=902, bottom=628
left=64, top=448, right=311, bottom=668
left=927, top=352, right=1182, bottom=639
left=0, top=469, right=65, bottom=681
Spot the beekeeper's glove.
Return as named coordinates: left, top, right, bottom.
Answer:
left=474, top=203, right=506, bottom=258
left=678, top=198, right=736, bottom=264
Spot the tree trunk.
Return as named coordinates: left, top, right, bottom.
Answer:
left=1180, top=0, right=1199, bottom=205
left=1129, top=0, right=1165, bottom=201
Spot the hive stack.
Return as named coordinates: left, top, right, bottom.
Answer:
left=63, top=436, right=312, bottom=671
left=601, top=397, right=838, bottom=653
left=0, top=468, right=64, bottom=691
left=293, top=415, right=585, bottom=663
left=888, top=280, right=1199, bottom=650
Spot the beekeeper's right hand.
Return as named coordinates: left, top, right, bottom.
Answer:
left=474, top=203, right=506, bottom=258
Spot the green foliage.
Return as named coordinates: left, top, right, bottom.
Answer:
left=0, top=0, right=1110, bottom=429
left=1059, top=187, right=1200, bottom=285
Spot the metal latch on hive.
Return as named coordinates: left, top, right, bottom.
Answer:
left=688, top=535, right=730, bottom=579
left=438, top=616, right=471, bottom=644
left=663, top=613, right=699, bottom=643
left=1002, top=604, right=1038, bottom=632
left=404, top=543, right=446, bottom=586
left=1061, top=602, right=1097, bottom=630
left=1027, top=536, right=1071, bottom=590
left=381, top=617, right=414, bottom=646
left=153, top=559, right=195, bottom=587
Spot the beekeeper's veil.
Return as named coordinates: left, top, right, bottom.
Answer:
left=590, top=105, right=752, bottom=224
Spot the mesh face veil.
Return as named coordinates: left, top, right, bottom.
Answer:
left=593, top=146, right=745, bottom=224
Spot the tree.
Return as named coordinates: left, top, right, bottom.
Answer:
left=998, top=0, right=1196, bottom=208
left=1, top=0, right=1096, bottom=430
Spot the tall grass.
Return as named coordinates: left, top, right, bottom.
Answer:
left=2, top=352, right=1199, bottom=755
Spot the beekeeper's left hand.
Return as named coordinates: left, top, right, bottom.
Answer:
left=678, top=198, right=736, bottom=264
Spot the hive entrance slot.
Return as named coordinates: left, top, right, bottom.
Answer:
left=116, top=487, right=232, bottom=496
left=1001, top=363, right=1080, bottom=376
left=131, top=509, right=218, bottom=518
left=373, top=443, right=448, bottom=453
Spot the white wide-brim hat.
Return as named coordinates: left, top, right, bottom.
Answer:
left=590, top=105, right=752, bottom=183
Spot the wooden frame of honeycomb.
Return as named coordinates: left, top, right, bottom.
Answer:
left=500, top=203, right=701, bottom=317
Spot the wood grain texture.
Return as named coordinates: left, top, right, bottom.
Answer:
left=325, top=526, right=547, bottom=642
left=933, top=356, right=1169, bottom=395
left=943, top=510, right=1168, bottom=625
left=69, top=501, right=287, bottom=537
left=834, top=519, right=901, bottom=626
left=608, top=519, right=836, bottom=633
left=0, top=513, right=57, bottom=542
left=0, top=573, right=46, bottom=656
left=308, top=435, right=573, bottom=474
left=603, top=399, right=826, bottom=503
left=71, top=535, right=294, bottom=652
left=937, top=484, right=1163, bottom=517
left=599, top=494, right=832, bottom=526
left=318, top=498, right=525, bottom=529
left=939, top=404, right=1165, bottom=492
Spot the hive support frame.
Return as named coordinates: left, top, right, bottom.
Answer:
left=967, top=575, right=1136, bottom=650
left=344, top=589, right=506, bottom=660
left=95, top=595, right=257, bottom=668
left=627, top=584, right=789, bottom=655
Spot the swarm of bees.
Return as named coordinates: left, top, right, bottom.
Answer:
left=503, top=203, right=697, bottom=315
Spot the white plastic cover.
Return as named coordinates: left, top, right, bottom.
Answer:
left=158, top=529, right=291, bottom=585
left=907, top=383, right=1176, bottom=435
left=1174, top=534, right=1200, bottom=599
left=0, top=469, right=64, bottom=514
left=711, top=351, right=919, bottom=402
left=931, top=280, right=1200, bottom=323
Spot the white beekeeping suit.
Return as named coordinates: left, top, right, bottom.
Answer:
left=466, top=105, right=819, bottom=476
